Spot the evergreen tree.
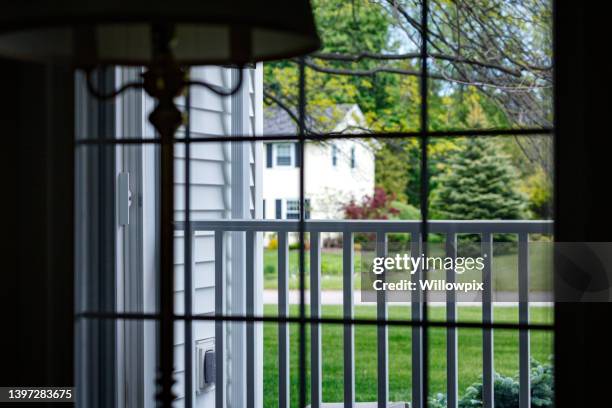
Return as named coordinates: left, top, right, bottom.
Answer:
left=431, top=138, right=526, bottom=221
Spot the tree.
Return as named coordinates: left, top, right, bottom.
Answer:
left=265, top=0, right=553, bottom=179
left=263, top=0, right=552, bottom=218
left=430, top=137, right=526, bottom=221
left=375, top=140, right=414, bottom=203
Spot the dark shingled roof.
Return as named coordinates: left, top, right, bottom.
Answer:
left=264, top=104, right=357, bottom=135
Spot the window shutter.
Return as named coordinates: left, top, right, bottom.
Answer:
left=275, top=199, right=282, bottom=219
left=294, top=143, right=301, bottom=167
left=266, top=144, right=273, bottom=168
left=305, top=199, right=311, bottom=219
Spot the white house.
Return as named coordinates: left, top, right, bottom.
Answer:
left=262, top=104, right=376, bottom=220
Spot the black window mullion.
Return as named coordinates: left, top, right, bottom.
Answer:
left=297, top=56, right=308, bottom=408
left=419, top=1, right=431, bottom=406
left=183, top=81, right=193, bottom=408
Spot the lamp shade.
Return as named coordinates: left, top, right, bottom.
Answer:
left=0, top=0, right=320, bottom=66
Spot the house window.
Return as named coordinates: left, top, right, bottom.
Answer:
left=332, top=144, right=338, bottom=167
left=350, top=146, right=356, bottom=169
left=285, top=199, right=310, bottom=219
left=286, top=199, right=300, bottom=219
left=276, top=143, right=292, bottom=166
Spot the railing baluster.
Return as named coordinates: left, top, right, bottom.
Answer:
left=343, top=231, right=354, bottom=408
left=411, top=232, right=423, bottom=408
left=376, top=231, right=388, bottom=408
left=214, top=230, right=225, bottom=408
left=310, top=232, right=322, bottom=408
left=246, top=230, right=255, bottom=408
left=518, top=232, right=530, bottom=408
left=185, top=226, right=194, bottom=408
left=278, top=231, right=290, bottom=408
left=482, top=232, right=494, bottom=408
left=446, top=232, right=458, bottom=408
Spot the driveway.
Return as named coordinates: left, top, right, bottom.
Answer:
left=263, top=290, right=552, bottom=306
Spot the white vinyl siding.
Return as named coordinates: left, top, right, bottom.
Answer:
left=171, top=65, right=262, bottom=407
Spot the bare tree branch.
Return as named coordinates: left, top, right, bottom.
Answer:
left=301, top=57, right=437, bottom=78
left=312, top=51, right=523, bottom=77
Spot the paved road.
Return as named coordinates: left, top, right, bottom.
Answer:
left=263, top=290, right=553, bottom=306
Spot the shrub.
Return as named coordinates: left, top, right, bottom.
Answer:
left=520, top=169, right=552, bottom=219
left=428, top=358, right=554, bottom=408
left=343, top=187, right=400, bottom=221
left=267, top=237, right=278, bottom=250
left=289, top=241, right=310, bottom=250
left=388, top=200, right=420, bottom=245
left=323, top=235, right=343, bottom=248
left=343, top=187, right=400, bottom=244
left=390, top=200, right=420, bottom=220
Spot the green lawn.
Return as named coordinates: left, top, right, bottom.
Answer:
left=263, top=304, right=553, bottom=407
left=264, top=243, right=553, bottom=292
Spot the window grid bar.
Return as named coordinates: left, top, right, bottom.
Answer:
left=74, top=126, right=554, bottom=146
left=183, top=85, right=193, bottom=408
left=418, top=0, right=432, bottom=404
left=78, top=311, right=555, bottom=331
left=297, top=57, right=308, bottom=408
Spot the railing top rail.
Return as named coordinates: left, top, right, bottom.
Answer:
left=175, top=219, right=553, bottom=234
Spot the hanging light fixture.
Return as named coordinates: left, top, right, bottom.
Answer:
left=0, top=2, right=320, bottom=405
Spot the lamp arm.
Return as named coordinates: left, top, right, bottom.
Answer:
left=185, top=66, right=244, bottom=96
left=85, top=68, right=144, bottom=99
left=86, top=66, right=243, bottom=99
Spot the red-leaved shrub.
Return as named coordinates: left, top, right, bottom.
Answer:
left=343, top=187, right=400, bottom=220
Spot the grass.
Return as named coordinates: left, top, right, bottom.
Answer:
left=264, top=242, right=553, bottom=292
left=263, top=304, right=553, bottom=407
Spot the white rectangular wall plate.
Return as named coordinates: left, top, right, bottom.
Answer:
left=195, top=338, right=215, bottom=393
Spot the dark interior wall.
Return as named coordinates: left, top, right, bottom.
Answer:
left=554, top=2, right=612, bottom=407
left=0, top=59, right=74, bottom=390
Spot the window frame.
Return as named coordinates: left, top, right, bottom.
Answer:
left=331, top=144, right=338, bottom=167
left=74, top=2, right=557, bottom=407
left=285, top=199, right=300, bottom=219
left=275, top=143, right=293, bottom=166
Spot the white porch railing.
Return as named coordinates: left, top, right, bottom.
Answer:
left=180, top=219, right=553, bottom=408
